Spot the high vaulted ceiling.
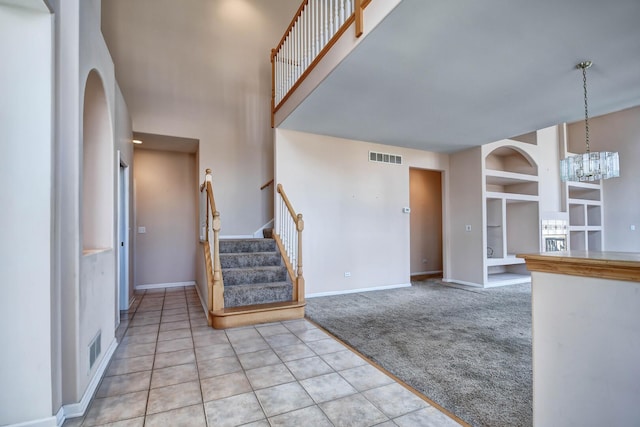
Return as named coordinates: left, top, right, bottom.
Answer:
left=280, top=0, right=640, bottom=153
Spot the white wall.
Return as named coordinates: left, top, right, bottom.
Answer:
left=101, top=0, right=301, bottom=235
left=275, top=129, right=449, bottom=296
left=0, top=3, right=53, bottom=424
left=531, top=270, right=640, bottom=426
left=134, top=149, right=197, bottom=286
left=567, top=106, right=640, bottom=252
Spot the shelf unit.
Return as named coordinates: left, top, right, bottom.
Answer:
left=484, top=143, right=540, bottom=287
left=559, top=127, right=605, bottom=251
left=566, top=181, right=603, bottom=250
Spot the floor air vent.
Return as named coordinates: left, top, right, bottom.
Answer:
left=369, top=151, right=402, bottom=165
left=89, top=330, right=101, bottom=369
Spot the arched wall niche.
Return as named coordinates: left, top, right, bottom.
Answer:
left=82, top=69, right=113, bottom=251
left=484, top=145, right=538, bottom=175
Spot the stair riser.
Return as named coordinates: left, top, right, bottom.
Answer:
left=220, top=239, right=276, bottom=253
left=220, top=253, right=281, bottom=269
left=223, top=268, right=288, bottom=286
left=224, top=284, right=292, bottom=308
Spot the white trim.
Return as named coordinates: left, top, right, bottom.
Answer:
left=5, top=416, right=58, bottom=427
left=253, top=219, right=274, bottom=238
left=306, top=283, right=411, bottom=298
left=55, top=407, right=64, bottom=427
left=60, top=338, right=118, bottom=422
left=193, top=281, right=209, bottom=316
left=220, top=235, right=254, bottom=240
left=410, top=270, right=443, bottom=276
left=134, top=281, right=196, bottom=290
left=442, top=279, right=483, bottom=288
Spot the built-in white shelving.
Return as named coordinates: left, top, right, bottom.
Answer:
left=483, top=140, right=540, bottom=287
left=561, top=143, right=604, bottom=251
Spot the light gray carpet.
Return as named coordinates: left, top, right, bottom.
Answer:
left=305, top=280, right=532, bottom=427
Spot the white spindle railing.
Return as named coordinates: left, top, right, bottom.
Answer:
left=272, top=0, right=357, bottom=108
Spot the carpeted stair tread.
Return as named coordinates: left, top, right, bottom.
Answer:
left=220, top=238, right=292, bottom=308
left=220, top=252, right=281, bottom=269
left=224, top=281, right=292, bottom=307
left=223, top=266, right=288, bottom=287
left=219, top=238, right=276, bottom=253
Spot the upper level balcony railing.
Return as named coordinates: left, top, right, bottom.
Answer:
left=271, top=0, right=371, bottom=125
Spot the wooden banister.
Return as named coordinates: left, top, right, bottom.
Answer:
left=200, top=168, right=224, bottom=323
left=260, top=179, right=274, bottom=190
left=277, top=183, right=297, bottom=220
left=275, top=184, right=305, bottom=304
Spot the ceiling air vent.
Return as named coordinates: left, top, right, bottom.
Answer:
left=369, top=151, right=402, bottom=165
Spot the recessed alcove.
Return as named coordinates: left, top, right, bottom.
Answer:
left=82, top=70, right=113, bottom=252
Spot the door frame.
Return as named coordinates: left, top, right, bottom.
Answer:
left=117, top=151, right=130, bottom=312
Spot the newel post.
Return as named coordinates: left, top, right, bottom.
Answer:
left=355, top=0, right=363, bottom=37
left=296, top=213, right=305, bottom=303
left=212, top=211, right=224, bottom=311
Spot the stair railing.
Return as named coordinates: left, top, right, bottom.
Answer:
left=271, top=0, right=371, bottom=124
left=274, top=184, right=305, bottom=303
left=200, top=168, right=224, bottom=321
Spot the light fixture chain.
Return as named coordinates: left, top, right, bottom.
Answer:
left=582, top=64, right=590, bottom=153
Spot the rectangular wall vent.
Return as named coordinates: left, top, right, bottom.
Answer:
left=89, top=330, right=102, bottom=369
left=369, top=151, right=402, bottom=165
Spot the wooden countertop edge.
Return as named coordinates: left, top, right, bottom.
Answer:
left=517, top=252, right=640, bottom=283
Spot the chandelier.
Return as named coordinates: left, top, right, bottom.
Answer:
left=560, top=61, right=620, bottom=182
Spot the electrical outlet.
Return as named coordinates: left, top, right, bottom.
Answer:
left=138, top=226, right=146, bottom=234
left=344, top=272, right=351, bottom=277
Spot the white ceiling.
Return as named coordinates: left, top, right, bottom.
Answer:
left=280, top=0, right=640, bottom=153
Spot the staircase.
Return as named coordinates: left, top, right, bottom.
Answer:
left=200, top=169, right=305, bottom=329
left=220, top=238, right=292, bottom=307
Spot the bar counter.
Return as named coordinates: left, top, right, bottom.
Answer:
left=518, top=251, right=640, bottom=427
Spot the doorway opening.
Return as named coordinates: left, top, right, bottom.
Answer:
left=409, top=168, right=443, bottom=280
left=117, top=153, right=130, bottom=312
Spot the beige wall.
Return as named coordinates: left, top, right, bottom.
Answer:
left=134, top=149, right=197, bottom=286
left=101, top=0, right=300, bottom=236
left=568, top=106, right=640, bottom=252
left=275, top=129, right=449, bottom=296
left=449, top=147, right=484, bottom=285
left=409, top=169, right=443, bottom=275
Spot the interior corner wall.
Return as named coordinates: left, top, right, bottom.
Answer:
left=134, top=149, right=197, bottom=287
left=100, top=0, right=301, bottom=236
left=409, top=169, right=443, bottom=275
left=567, top=106, right=640, bottom=252
left=0, top=3, right=54, bottom=425
left=274, top=129, right=449, bottom=296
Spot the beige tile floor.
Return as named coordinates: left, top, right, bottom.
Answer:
left=63, top=287, right=461, bottom=427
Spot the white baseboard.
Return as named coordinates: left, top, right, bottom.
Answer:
left=441, top=279, right=483, bottom=288
left=60, top=337, right=118, bottom=424
left=134, top=281, right=196, bottom=290
left=6, top=415, right=58, bottom=427
left=193, top=282, right=209, bottom=316
left=307, top=283, right=411, bottom=298
left=253, top=219, right=274, bottom=238
left=411, top=270, right=443, bottom=276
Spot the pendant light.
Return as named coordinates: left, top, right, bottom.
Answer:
left=560, top=61, right=620, bottom=182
